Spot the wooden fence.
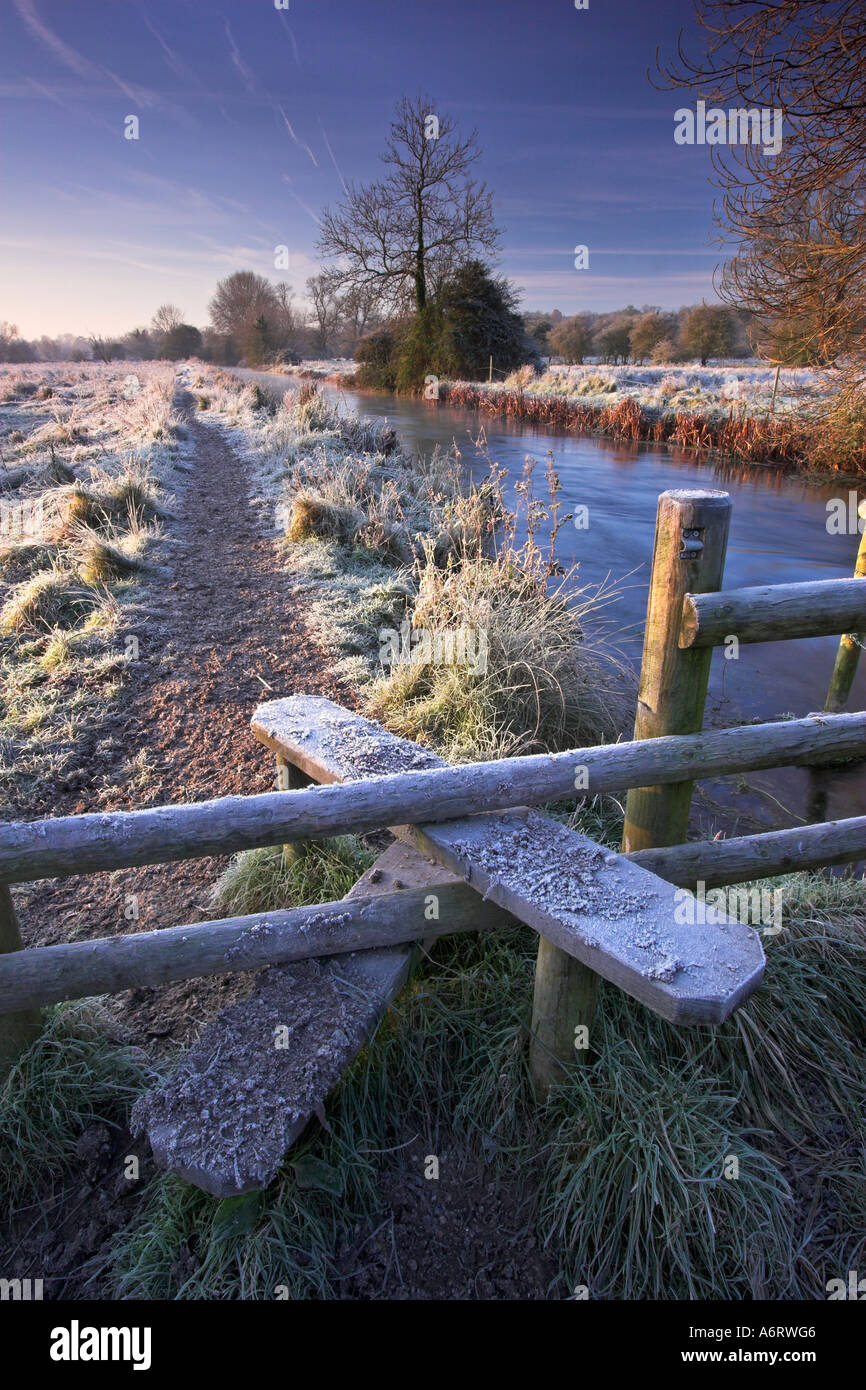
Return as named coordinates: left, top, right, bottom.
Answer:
left=0, top=487, right=863, bottom=1145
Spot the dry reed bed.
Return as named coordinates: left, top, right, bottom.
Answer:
left=436, top=381, right=866, bottom=475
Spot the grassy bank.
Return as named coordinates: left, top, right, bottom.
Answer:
left=0, top=362, right=189, bottom=809
left=438, top=369, right=866, bottom=477
left=86, top=853, right=866, bottom=1301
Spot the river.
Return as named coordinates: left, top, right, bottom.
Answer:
left=235, top=368, right=865, bottom=837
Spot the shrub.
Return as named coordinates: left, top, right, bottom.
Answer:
left=355, top=328, right=401, bottom=390
left=367, top=460, right=630, bottom=760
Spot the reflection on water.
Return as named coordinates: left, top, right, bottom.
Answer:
left=236, top=369, right=865, bottom=836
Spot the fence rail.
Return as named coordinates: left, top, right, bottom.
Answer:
left=680, top=576, right=865, bottom=649
left=0, top=713, right=861, bottom=885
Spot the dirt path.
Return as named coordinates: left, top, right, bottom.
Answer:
left=16, top=391, right=354, bottom=1047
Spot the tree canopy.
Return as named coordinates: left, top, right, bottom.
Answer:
left=659, top=0, right=866, bottom=372
left=318, top=94, right=499, bottom=315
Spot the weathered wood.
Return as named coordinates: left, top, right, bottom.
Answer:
left=135, top=841, right=470, bottom=1195
left=529, top=937, right=599, bottom=1098
left=256, top=698, right=765, bottom=1025
left=630, top=815, right=866, bottom=889
left=258, top=698, right=604, bottom=1096
left=622, top=490, right=732, bottom=856
left=680, top=577, right=866, bottom=649
left=0, top=884, right=41, bottom=1065
left=1, top=708, right=862, bottom=885
left=825, top=505, right=866, bottom=713
left=275, top=752, right=311, bottom=861
left=0, top=876, right=514, bottom=1016
left=400, top=809, right=763, bottom=1024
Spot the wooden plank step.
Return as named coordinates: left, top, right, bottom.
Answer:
left=253, top=696, right=765, bottom=1025
left=133, top=841, right=492, bottom=1196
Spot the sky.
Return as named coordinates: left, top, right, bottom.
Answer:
left=0, top=0, right=727, bottom=338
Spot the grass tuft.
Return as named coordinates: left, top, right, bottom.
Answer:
left=0, top=1001, right=151, bottom=1210
left=210, top=838, right=375, bottom=917
left=0, top=565, right=101, bottom=634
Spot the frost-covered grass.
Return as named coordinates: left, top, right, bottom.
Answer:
left=269, top=357, right=357, bottom=381
left=84, top=860, right=866, bottom=1301
left=186, top=366, right=628, bottom=730
left=0, top=999, right=151, bottom=1210
left=0, top=361, right=189, bottom=803
left=508, top=360, right=833, bottom=421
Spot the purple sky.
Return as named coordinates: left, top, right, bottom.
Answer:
left=0, top=0, right=726, bottom=337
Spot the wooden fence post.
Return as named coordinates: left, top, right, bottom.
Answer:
left=531, top=491, right=731, bottom=1100
left=0, top=884, right=41, bottom=1067
left=824, top=499, right=866, bottom=713
left=529, top=940, right=598, bottom=1100
left=276, top=753, right=311, bottom=862
left=528, top=489, right=733, bottom=1095
left=622, top=490, right=732, bottom=855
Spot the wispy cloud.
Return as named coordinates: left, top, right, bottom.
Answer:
left=12, top=0, right=196, bottom=126
left=225, top=21, right=258, bottom=97
left=24, top=75, right=117, bottom=135
left=277, top=11, right=301, bottom=67
left=506, top=247, right=718, bottom=259
left=277, top=105, right=318, bottom=167
left=142, top=13, right=199, bottom=87
left=507, top=268, right=718, bottom=310
left=12, top=0, right=94, bottom=78
left=282, top=175, right=322, bottom=228
left=318, top=117, right=348, bottom=194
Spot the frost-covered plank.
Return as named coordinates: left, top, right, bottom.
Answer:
left=254, top=696, right=765, bottom=1025
left=134, top=841, right=485, bottom=1196
left=401, top=812, right=763, bottom=1024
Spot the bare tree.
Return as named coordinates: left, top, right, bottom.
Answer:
left=317, top=94, right=499, bottom=314
left=549, top=314, right=595, bottom=364
left=273, top=281, right=297, bottom=342
left=340, top=281, right=382, bottom=348
left=680, top=303, right=736, bottom=365
left=209, top=272, right=279, bottom=342
left=88, top=336, right=120, bottom=363
left=658, top=1, right=866, bottom=374
left=151, top=304, right=184, bottom=336
left=306, top=271, right=342, bottom=354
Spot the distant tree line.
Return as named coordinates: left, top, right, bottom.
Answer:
left=524, top=303, right=763, bottom=368
left=0, top=270, right=388, bottom=367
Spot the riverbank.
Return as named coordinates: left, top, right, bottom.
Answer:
left=124, top=367, right=863, bottom=1301
left=441, top=374, right=866, bottom=477
left=313, top=358, right=865, bottom=477
left=0, top=362, right=192, bottom=814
